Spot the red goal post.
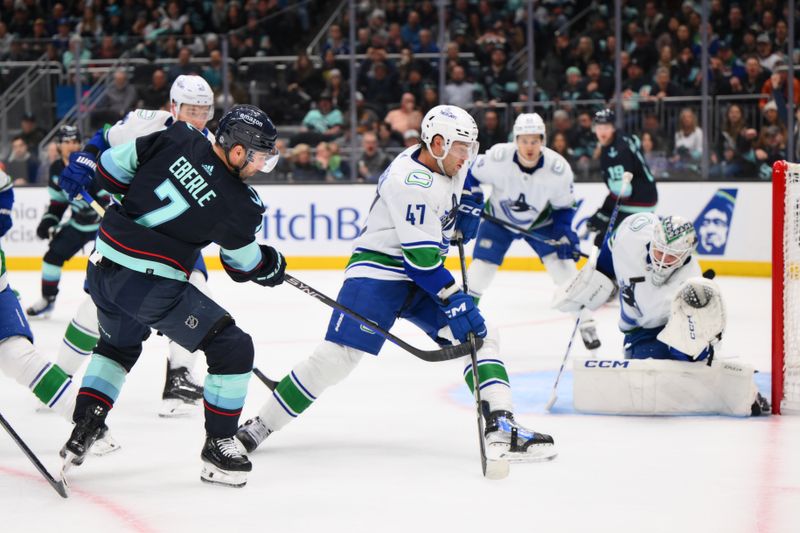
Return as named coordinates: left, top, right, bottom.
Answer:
left=772, top=160, right=800, bottom=415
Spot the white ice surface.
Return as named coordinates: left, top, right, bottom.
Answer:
left=1, top=270, right=798, bottom=533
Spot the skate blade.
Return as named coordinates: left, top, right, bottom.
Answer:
left=60, top=450, right=79, bottom=483
left=159, top=399, right=200, bottom=418
left=91, top=433, right=122, bottom=456
left=494, top=443, right=559, bottom=464
left=200, top=464, right=248, bottom=488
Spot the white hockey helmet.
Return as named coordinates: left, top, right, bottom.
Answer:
left=170, top=74, right=215, bottom=122
left=513, top=112, right=546, bottom=144
left=420, top=105, right=479, bottom=174
left=649, top=215, right=698, bottom=286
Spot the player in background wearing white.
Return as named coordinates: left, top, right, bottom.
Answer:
left=0, top=167, right=118, bottom=452
left=55, top=75, right=216, bottom=417
left=236, top=105, right=557, bottom=464
left=554, top=213, right=770, bottom=416
left=466, top=113, right=600, bottom=351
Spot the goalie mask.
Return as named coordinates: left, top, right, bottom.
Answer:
left=649, top=215, right=698, bottom=286
left=216, top=104, right=279, bottom=177
left=513, top=113, right=546, bottom=166
left=420, top=105, right=479, bottom=176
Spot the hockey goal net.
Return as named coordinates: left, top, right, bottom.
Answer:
left=772, top=160, right=800, bottom=414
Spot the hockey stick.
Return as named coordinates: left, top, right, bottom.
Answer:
left=0, top=412, right=69, bottom=498
left=480, top=212, right=589, bottom=260
left=76, top=190, right=476, bottom=364
left=545, top=172, right=633, bottom=411
left=455, top=238, right=509, bottom=480
left=284, top=274, right=479, bottom=363
left=253, top=367, right=278, bottom=391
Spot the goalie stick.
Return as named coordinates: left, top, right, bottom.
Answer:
left=545, top=171, right=633, bottom=411
left=480, top=212, right=589, bottom=260
left=79, top=189, right=477, bottom=364
left=0, top=411, right=69, bottom=498
left=456, top=238, right=510, bottom=480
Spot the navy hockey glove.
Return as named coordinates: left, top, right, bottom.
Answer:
left=59, top=151, right=97, bottom=200
left=36, top=214, right=59, bottom=240
left=586, top=209, right=610, bottom=234
left=0, top=189, right=13, bottom=238
left=552, top=208, right=580, bottom=261
left=454, top=194, right=483, bottom=244
left=254, top=245, right=286, bottom=287
left=440, top=290, right=487, bottom=343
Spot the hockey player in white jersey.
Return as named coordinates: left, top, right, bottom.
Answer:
left=554, top=212, right=769, bottom=416
left=237, top=105, right=557, bottom=464
left=465, top=113, right=600, bottom=351
left=0, top=167, right=118, bottom=453
left=55, top=74, right=215, bottom=417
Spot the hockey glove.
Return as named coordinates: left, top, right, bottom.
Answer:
left=440, top=290, right=487, bottom=343
left=586, top=209, right=609, bottom=234
left=36, top=214, right=59, bottom=240
left=0, top=188, right=13, bottom=238
left=60, top=151, right=97, bottom=200
left=454, top=194, right=484, bottom=244
left=253, top=245, right=286, bottom=287
left=552, top=208, right=580, bottom=261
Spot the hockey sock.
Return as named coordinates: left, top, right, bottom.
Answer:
left=0, top=336, right=75, bottom=421
left=57, top=295, right=100, bottom=375
left=75, top=354, right=127, bottom=421
left=41, top=261, right=62, bottom=298
left=462, top=327, right=513, bottom=412
left=203, top=372, right=250, bottom=437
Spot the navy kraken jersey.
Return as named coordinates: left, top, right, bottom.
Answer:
left=599, top=132, right=658, bottom=214
left=94, top=121, right=265, bottom=281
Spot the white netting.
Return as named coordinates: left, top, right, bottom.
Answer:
left=782, top=162, right=800, bottom=413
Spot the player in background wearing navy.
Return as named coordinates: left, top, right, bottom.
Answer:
left=27, top=126, right=110, bottom=318
left=58, top=105, right=285, bottom=487
left=236, top=105, right=557, bottom=465
left=55, top=75, right=219, bottom=417
left=587, top=109, right=658, bottom=246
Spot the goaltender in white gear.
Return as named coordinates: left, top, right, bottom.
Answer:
left=466, top=113, right=600, bottom=351
left=56, top=74, right=216, bottom=417
left=236, top=105, right=557, bottom=465
left=554, top=212, right=768, bottom=416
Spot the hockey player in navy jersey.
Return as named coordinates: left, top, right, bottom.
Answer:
left=55, top=75, right=219, bottom=417
left=27, top=126, right=110, bottom=318
left=58, top=105, right=285, bottom=487
left=236, top=105, right=556, bottom=465
left=588, top=109, right=658, bottom=246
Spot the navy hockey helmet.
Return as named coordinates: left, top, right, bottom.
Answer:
left=216, top=104, right=279, bottom=175
left=56, top=125, right=81, bottom=144
left=593, top=108, right=616, bottom=126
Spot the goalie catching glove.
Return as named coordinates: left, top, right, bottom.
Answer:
left=552, top=248, right=616, bottom=312
left=656, top=277, right=726, bottom=360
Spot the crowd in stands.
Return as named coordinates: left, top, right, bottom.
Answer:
left=2, top=1, right=799, bottom=184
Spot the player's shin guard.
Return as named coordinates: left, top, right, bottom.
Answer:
left=465, top=259, right=499, bottom=302
left=41, top=261, right=62, bottom=299
left=461, top=327, right=513, bottom=413
left=203, top=373, right=250, bottom=437
left=73, top=354, right=127, bottom=422
left=0, top=336, right=75, bottom=421
left=239, top=342, right=363, bottom=452
left=56, top=295, right=100, bottom=376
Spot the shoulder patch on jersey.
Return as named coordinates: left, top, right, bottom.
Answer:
left=135, top=110, right=158, bottom=120
left=550, top=156, right=566, bottom=175
left=405, top=170, right=433, bottom=188
left=628, top=214, right=652, bottom=232
left=247, top=186, right=264, bottom=207
left=490, top=145, right=506, bottom=162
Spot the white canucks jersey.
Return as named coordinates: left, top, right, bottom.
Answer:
left=106, top=109, right=215, bottom=146
left=469, top=143, right=574, bottom=229
left=0, top=168, right=11, bottom=292
left=610, top=213, right=701, bottom=331
left=345, top=144, right=467, bottom=283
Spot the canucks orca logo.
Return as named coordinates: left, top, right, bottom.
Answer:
left=694, top=188, right=737, bottom=255
left=499, top=193, right=537, bottom=225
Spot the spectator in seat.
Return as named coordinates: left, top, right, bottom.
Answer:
left=401, top=10, right=422, bottom=49
left=315, top=141, right=350, bottom=182
left=385, top=92, right=423, bottom=136
left=413, top=29, right=439, bottom=54
left=293, top=91, right=345, bottom=146
left=649, top=67, right=683, bottom=100
left=478, top=109, right=507, bottom=147
left=754, top=125, right=787, bottom=179
left=290, top=144, right=326, bottom=182
left=138, top=68, right=169, bottom=110
left=742, top=56, right=770, bottom=95
left=572, top=111, right=597, bottom=167
left=479, top=46, right=517, bottom=103
left=444, top=65, right=475, bottom=108
left=760, top=61, right=800, bottom=123
left=641, top=131, right=670, bottom=180
left=756, top=33, right=782, bottom=72
left=377, top=121, right=404, bottom=150
left=560, top=67, right=584, bottom=102
left=322, top=24, right=349, bottom=55
left=202, top=49, right=224, bottom=92
left=761, top=100, right=787, bottom=138
left=711, top=103, right=758, bottom=178
left=3, top=136, right=39, bottom=185
left=96, top=69, right=138, bottom=121
left=550, top=132, right=572, bottom=162
left=671, top=107, right=703, bottom=174
left=403, top=129, right=420, bottom=148
left=168, top=47, right=201, bottom=82
left=357, top=132, right=391, bottom=183
left=582, top=61, right=613, bottom=100
left=19, top=113, right=46, bottom=154
left=362, top=61, right=399, bottom=118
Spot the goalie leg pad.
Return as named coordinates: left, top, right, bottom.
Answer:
left=573, top=357, right=758, bottom=416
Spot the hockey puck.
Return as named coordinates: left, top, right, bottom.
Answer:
left=702, top=269, right=716, bottom=279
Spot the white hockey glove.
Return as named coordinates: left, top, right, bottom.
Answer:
left=657, top=277, right=726, bottom=360
left=552, top=247, right=616, bottom=313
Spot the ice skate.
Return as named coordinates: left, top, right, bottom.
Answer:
left=484, top=410, right=557, bottom=463
left=26, top=296, right=56, bottom=319
left=159, top=365, right=203, bottom=417
left=579, top=319, right=601, bottom=352
left=60, top=404, right=109, bottom=477
left=200, top=436, right=252, bottom=488
left=236, top=416, right=272, bottom=453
